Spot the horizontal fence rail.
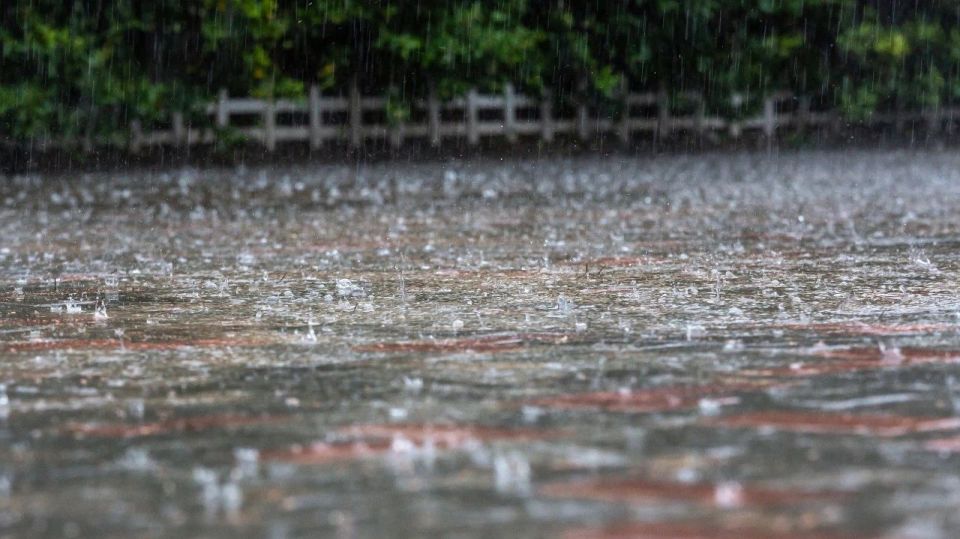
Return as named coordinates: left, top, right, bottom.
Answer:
left=16, top=82, right=960, bottom=153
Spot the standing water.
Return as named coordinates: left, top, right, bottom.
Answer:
left=2, top=151, right=960, bottom=537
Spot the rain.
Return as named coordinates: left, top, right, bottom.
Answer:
left=4, top=2, right=960, bottom=538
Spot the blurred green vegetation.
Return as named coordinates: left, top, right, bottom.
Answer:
left=2, top=1, right=959, bottom=142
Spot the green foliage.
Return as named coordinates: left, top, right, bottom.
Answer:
left=3, top=0, right=960, bottom=142
left=833, top=2, right=960, bottom=117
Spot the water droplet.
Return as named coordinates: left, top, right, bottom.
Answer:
left=94, top=298, right=108, bottom=319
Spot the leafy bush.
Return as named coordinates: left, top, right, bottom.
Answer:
left=2, top=1, right=958, bottom=143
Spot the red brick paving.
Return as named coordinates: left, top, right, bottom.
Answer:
left=65, top=414, right=286, bottom=438
left=0, top=315, right=97, bottom=328
left=262, top=423, right=560, bottom=464
left=337, top=423, right=559, bottom=443
left=705, top=411, right=960, bottom=437
left=562, top=522, right=866, bottom=539
left=777, top=322, right=958, bottom=336
left=525, top=381, right=777, bottom=414
left=432, top=268, right=535, bottom=278
left=353, top=333, right=570, bottom=354
left=261, top=440, right=392, bottom=464
left=568, top=256, right=658, bottom=268
left=816, top=347, right=960, bottom=363
left=741, top=347, right=960, bottom=378
left=923, top=436, right=960, bottom=453
left=540, top=476, right=846, bottom=509
left=3, top=337, right=271, bottom=353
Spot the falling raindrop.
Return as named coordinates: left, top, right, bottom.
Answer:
left=94, top=297, right=108, bottom=319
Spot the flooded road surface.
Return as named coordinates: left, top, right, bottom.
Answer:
left=2, top=150, right=960, bottom=538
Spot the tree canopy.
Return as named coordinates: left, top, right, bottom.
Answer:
left=2, top=1, right=959, bottom=141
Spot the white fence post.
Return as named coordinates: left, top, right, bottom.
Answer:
left=59, top=85, right=932, bottom=153
left=309, top=85, right=322, bottom=149
left=657, top=89, right=671, bottom=140
left=577, top=101, right=589, bottom=142
left=172, top=112, right=185, bottom=146
left=216, top=89, right=229, bottom=129
left=390, top=125, right=403, bottom=149
left=926, top=108, right=941, bottom=136
left=695, top=95, right=705, bottom=139
left=763, top=96, right=776, bottom=140
left=350, top=77, right=362, bottom=148
left=129, top=120, right=143, bottom=154
left=797, top=96, right=810, bottom=133
left=729, top=93, right=743, bottom=139
left=504, top=83, right=517, bottom=143
left=895, top=101, right=906, bottom=133
left=467, top=88, right=479, bottom=146
left=82, top=109, right=95, bottom=153
left=389, top=100, right=404, bottom=149
left=263, top=100, right=276, bottom=151
left=428, top=89, right=441, bottom=147
left=617, top=79, right=630, bottom=144
left=540, top=90, right=554, bottom=143
left=576, top=78, right=590, bottom=142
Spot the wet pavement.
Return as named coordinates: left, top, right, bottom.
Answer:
left=2, top=150, right=960, bottom=538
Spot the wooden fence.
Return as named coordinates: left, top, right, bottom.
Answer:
left=43, top=82, right=960, bottom=153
